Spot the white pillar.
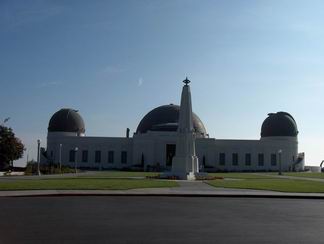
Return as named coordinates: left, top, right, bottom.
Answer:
left=171, top=78, right=199, bottom=180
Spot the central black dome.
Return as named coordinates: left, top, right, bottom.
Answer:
left=261, top=112, right=298, bottom=137
left=48, top=108, right=85, bottom=133
left=136, top=104, right=207, bottom=135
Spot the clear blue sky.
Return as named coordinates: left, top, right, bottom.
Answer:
left=1, top=0, right=324, bottom=166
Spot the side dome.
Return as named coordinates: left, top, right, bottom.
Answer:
left=48, top=108, right=85, bottom=134
left=261, top=112, right=298, bottom=137
left=136, top=104, right=207, bottom=135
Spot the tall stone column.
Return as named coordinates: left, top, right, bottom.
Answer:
left=171, top=78, right=199, bottom=180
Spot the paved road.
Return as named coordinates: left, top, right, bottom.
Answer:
left=0, top=196, right=323, bottom=244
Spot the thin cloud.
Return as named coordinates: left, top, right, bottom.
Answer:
left=138, top=77, right=143, bottom=87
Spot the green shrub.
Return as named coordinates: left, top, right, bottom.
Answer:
left=25, top=161, right=75, bottom=175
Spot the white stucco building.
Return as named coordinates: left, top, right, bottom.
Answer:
left=43, top=79, right=305, bottom=172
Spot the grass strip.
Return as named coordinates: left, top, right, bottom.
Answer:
left=281, top=172, right=324, bottom=179
left=0, top=178, right=177, bottom=191
left=206, top=178, right=324, bottom=193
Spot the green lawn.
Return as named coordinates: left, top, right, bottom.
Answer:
left=206, top=178, right=324, bottom=193
left=0, top=178, right=178, bottom=191
left=281, top=172, right=324, bottom=179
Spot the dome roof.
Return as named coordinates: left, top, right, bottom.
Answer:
left=261, top=112, right=298, bottom=137
left=48, top=108, right=85, bottom=133
left=136, top=104, right=207, bottom=135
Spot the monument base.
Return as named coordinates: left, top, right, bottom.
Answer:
left=163, top=155, right=199, bottom=180
left=160, top=171, right=209, bottom=180
left=172, top=155, right=199, bottom=173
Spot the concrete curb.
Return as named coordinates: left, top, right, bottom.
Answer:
left=3, top=191, right=324, bottom=199
left=10, top=194, right=324, bottom=199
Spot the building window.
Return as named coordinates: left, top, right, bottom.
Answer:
left=258, top=153, right=264, bottom=166
left=121, top=151, right=127, bottom=164
left=141, top=153, right=145, bottom=166
left=82, top=150, right=88, bottom=163
left=166, top=144, right=176, bottom=166
left=69, top=150, right=75, bottom=162
left=95, top=151, right=101, bottom=163
left=202, top=155, right=206, bottom=166
left=232, top=153, right=238, bottom=166
left=108, top=151, right=114, bottom=163
left=245, top=153, right=251, bottom=166
left=219, top=153, right=225, bottom=165
left=271, top=154, right=277, bottom=166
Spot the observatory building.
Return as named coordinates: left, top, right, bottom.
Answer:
left=43, top=79, right=304, bottom=173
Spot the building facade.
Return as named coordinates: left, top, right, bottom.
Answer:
left=43, top=83, right=305, bottom=172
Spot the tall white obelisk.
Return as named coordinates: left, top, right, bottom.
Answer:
left=171, top=78, right=199, bottom=180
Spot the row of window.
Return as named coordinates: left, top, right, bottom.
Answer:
left=215, top=153, right=278, bottom=166
left=69, top=150, right=127, bottom=164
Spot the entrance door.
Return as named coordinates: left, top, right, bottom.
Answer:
left=166, top=144, right=176, bottom=166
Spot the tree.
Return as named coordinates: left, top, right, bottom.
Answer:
left=0, top=125, right=25, bottom=170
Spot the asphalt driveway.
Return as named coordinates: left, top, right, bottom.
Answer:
left=0, top=196, right=323, bottom=244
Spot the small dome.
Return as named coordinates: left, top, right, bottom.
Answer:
left=48, top=108, right=85, bottom=133
left=261, top=112, right=298, bottom=137
left=136, top=104, right=207, bottom=135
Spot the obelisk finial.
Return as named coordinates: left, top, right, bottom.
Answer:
left=183, top=77, right=191, bottom=85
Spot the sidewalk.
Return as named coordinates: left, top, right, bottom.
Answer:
left=2, top=180, right=324, bottom=198
left=254, top=173, right=324, bottom=183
